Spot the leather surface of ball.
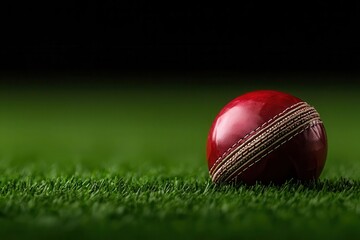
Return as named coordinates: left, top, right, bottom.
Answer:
left=206, top=90, right=327, bottom=184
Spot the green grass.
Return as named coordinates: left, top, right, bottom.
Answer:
left=0, top=80, right=359, bottom=239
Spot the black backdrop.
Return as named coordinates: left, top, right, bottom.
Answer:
left=1, top=2, right=359, bottom=84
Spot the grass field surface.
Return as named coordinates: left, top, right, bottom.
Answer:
left=0, top=78, right=359, bottom=239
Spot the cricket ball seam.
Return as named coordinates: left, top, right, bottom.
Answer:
left=231, top=120, right=322, bottom=182
left=214, top=106, right=318, bottom=177
left=212, top=120, right=322, bottom=183
left=210, top=103, right=315, bottom=176
left=209, top=101, right=309, bottom=174
left=214, top=111, right=319, bottom=183
left=209, top=102, right=322, bottom=183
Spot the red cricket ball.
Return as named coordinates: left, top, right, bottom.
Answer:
left=206, top=90, right=327, bottom=184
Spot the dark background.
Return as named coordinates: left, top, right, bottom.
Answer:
left=1, top=2, right=359, bottom=85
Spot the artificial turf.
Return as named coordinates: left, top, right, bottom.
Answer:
left=0, top=79, right=359, bottom=239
